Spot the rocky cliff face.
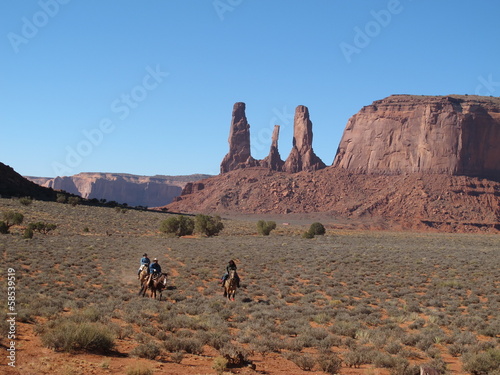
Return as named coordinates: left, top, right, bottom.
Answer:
left=27, top=173, right=211, bottom=207
left=220, top=103, right=325, bottom=173
left=333, top=95, right=500, bottom=179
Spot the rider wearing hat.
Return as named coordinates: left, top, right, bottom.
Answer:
left=149, top=258, right=162, bottom=277
left=221, top=259, right=240, bottom=288
left=138, top=253, right=151, bottom=278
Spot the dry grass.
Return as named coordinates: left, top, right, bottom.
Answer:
left=1, top=196, right=499, bottom=374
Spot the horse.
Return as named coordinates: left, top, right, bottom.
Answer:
left=138, top=265, right=149, bottom=296
left=148, top=273, right=168, bottom=300
left=224, top=269, right=238, bottom=301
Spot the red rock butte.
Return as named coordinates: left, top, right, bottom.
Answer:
left=169, top=94, right=500, bottom=232
left=220, top=95, right=500, bottom=179
left=333, top=95, right=500, bottom=179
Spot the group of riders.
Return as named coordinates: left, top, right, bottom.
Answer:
left=137, top=253, right=240, bottom=289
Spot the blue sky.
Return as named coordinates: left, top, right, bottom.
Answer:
left=1, top=0, right=499, bottom=178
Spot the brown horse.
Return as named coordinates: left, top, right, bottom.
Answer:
left=224, top=269, right=238, bottom=301
left=138, top=265, right=149, bottom=296
left=148, top=273, right=168, bottom=300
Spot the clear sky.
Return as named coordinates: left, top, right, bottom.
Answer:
left=1, top=0, right=499, bottom=178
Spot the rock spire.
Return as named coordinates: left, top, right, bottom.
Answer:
left=220, top=102, right=258, bottom=173
left=260, top=125, right=284, bottom=171
left=283, top=105, right=326, bottom=173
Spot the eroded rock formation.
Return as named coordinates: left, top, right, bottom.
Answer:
left=333, top=95, right=500, bottom=179
left=220, top=102, right=258, bottom=173
left=260, top=125, right=284, bottom=171
left=220, top=103, right=325, bottom=174
left=283, top=105, right=326, bottom=173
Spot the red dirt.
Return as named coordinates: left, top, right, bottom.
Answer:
left=1, top=320, right=467, bottom=375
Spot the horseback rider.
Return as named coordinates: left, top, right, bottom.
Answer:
left=137, top=253, right=150, bottom=278
left=221, top=259, right=240, bottom=288
left=144, top=257, right=162, bottom=286
left=149, top=258, right=162, bottom=279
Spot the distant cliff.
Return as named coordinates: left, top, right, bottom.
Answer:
left=27, top=173, right=211, bottom=207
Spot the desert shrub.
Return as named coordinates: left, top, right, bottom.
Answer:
left=41, top=321, right=114, bottom=353
left=205, top=331, right=231, bottom=350
left=309, top=222, right=326, bottom=235
left=212, top=356, right=228, bottom=375
left=28, top=222, right=57, bottom=234
left=163, top=336, right=203, bottom=354
left=2, top=210, right=24, bottom=227
left=126, top=365, right=153, bottom=375
left=219, top=343, right=249, bottom=366
left=462, top=349, right=500, bottom=375
left=19, top=196, right=33, bottom=206
left=448, top=342, right=467, bottom=357
left=302, top=230, right=315, bottom=239
left=170, top=351, right=184, bottom=363
left=0, top=221, right=8, bottom=234
left=291, top=353, right=316, bottom=371
left=56, top=193, right=67, bottom=203
left=386, top=341, right=404, bottom=355
left=343, top=347, right=373, bottom=368
left=257, top=220, right=276, bottom=236
left=317, top=353, right=342, bottom=374
left=23, top=227, right=34, bottom=239
left=195, top=214, right=224, bottom=236
left=68, top=196, right=80, bottom=206
left=69, top=306, right=105, bottom=323
left=330, top=320, right=359, bottom=338
left=387, top=357, right=414, bottom=375
left=159, top=215, right=194, bottom=237
left=131, top=342, right=161, bottom=359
